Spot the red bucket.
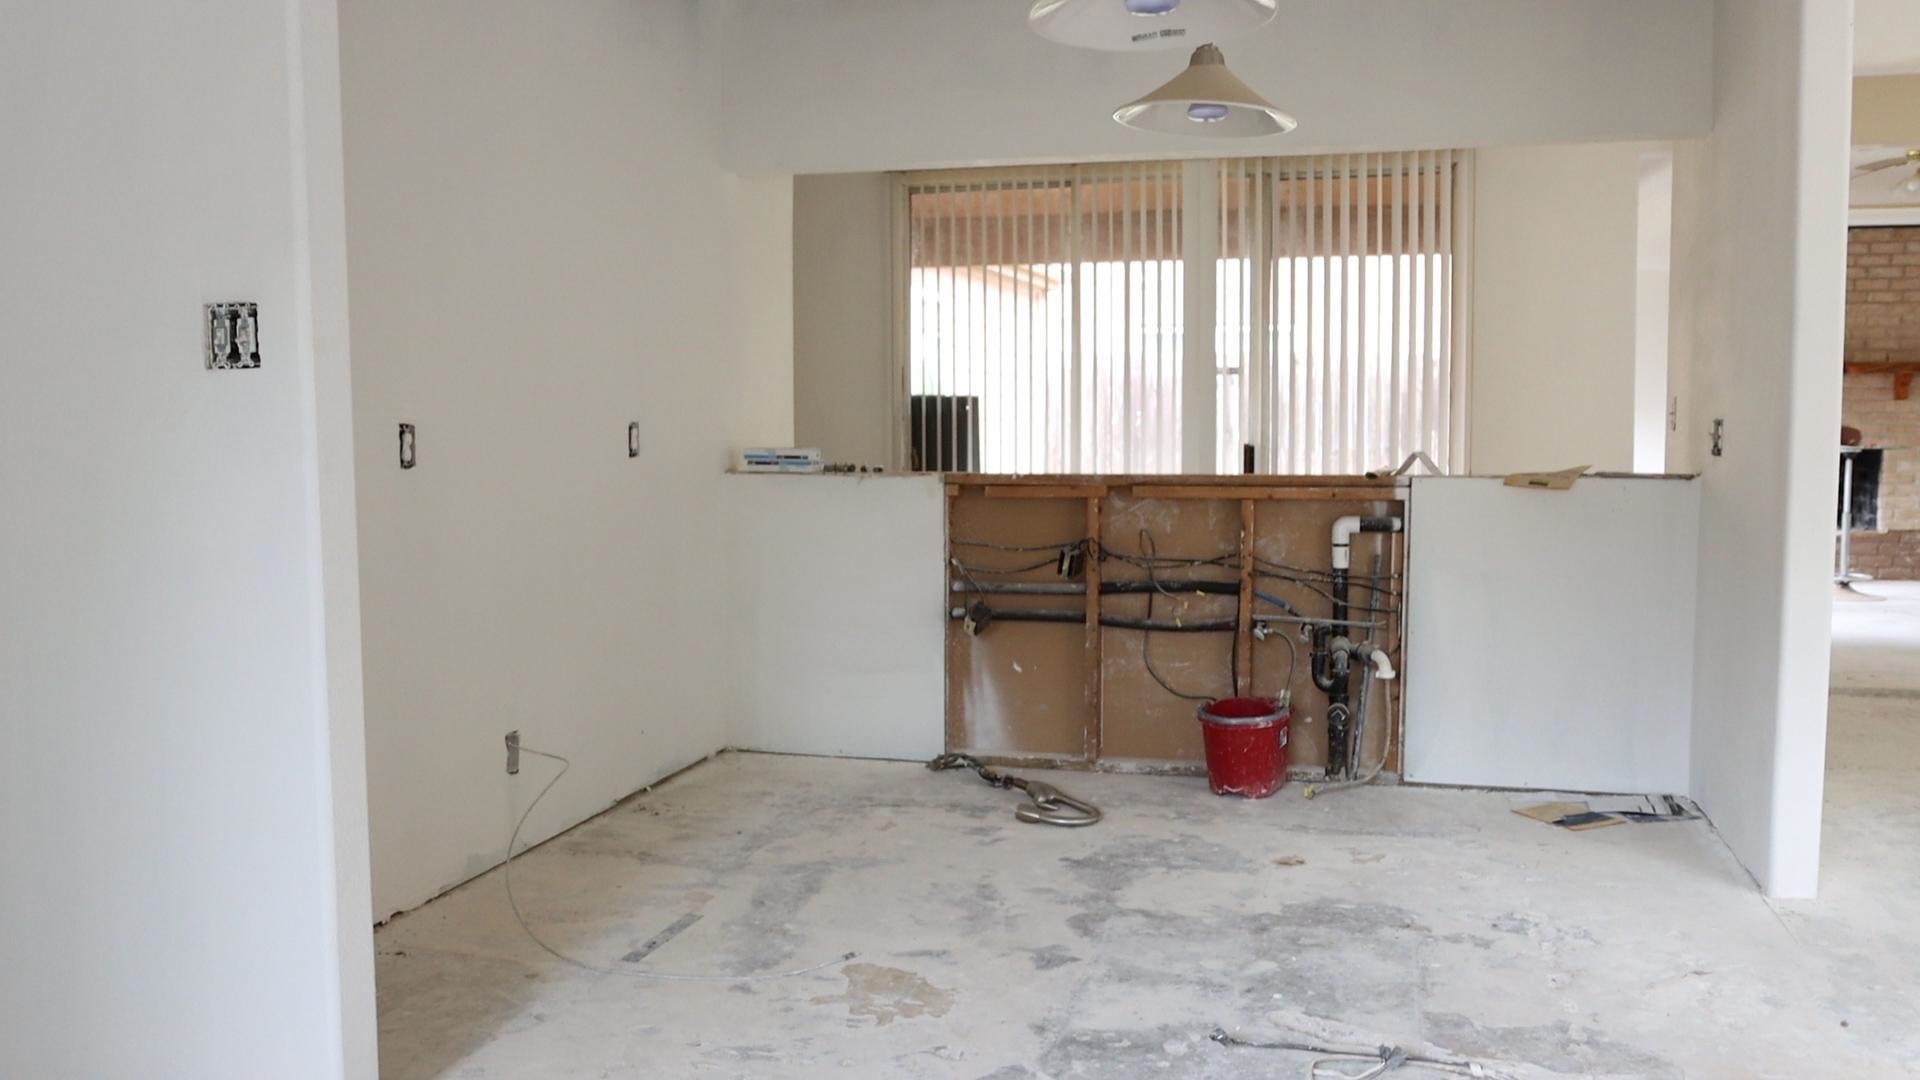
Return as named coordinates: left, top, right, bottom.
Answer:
left=1197, top=697, right=1289, bottom=798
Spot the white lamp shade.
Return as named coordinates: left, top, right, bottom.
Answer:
left=1112, top=44, right=1296, bottom=137
left=1029, top=0, right=1277, bottom=52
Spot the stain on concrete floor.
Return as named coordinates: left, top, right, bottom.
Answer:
left=811, top=962, right=954, bottom=1026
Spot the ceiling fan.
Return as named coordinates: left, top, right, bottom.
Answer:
left=1855, top=148, right=1920, bottom=193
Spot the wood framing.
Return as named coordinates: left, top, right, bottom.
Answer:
left=944, top=475, right=1407, bottom=775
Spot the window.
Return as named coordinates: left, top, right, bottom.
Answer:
left=898, top=153, right=1465, bottom=475
left=903, top=164, right=1185, bottom=474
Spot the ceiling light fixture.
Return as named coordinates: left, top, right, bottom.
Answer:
left=1028, top=0, right=1276, bottom=52
left=1112, top=44, right=1296, bottom=138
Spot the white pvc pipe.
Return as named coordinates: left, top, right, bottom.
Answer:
left=1330, top=515, right=1402, bottom=571
left=1330, top=515, right=1363, bottom=570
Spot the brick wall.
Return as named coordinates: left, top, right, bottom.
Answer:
left=1842, top=226, right=1920, bottom=580
left=1844, top=529, right=1920, bottom=582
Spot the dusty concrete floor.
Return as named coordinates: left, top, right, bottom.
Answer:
left=376, top=601, right=1920, bottom=1078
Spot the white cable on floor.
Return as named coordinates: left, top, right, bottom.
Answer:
left=503, top=745, right=856, bottom=982
left=1211, top=1028, right=1497, bottom=1079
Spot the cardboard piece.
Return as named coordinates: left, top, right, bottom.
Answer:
left=1513, top=801, right=1590, bottom=824
left=1514, top=800, right=1627, bottom=831
left=1503, top=465, right=1591, bottom=491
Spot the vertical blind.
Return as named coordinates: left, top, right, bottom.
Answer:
left=902, top=163, right=1185, bottom=474
left=1218, top=152, right=1459, bottom=474
left=900, top=152, right=1462, bottom=475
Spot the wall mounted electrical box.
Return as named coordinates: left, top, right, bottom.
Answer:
left=205, top=303, right=261, bottom=370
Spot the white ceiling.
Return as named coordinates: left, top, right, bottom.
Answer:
left=711, top=0, right=1713, bottom=174
left=1856, top=0, right=1920, bottom=74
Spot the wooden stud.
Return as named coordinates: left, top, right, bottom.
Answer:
left=983, top=484, right=1107, bottom=499
left=944, top=484, right=959, bottom=753
left=1130, top=484, right=1402, bottom=502
left=952, top=473, right=1388, bottom=490
left=1236, top=498, right=1254, bottom=697
left=1084, top=494, right=1103, bottom=763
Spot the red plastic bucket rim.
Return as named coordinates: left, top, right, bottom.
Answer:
left=1198, top=696, right=1287, bottom=726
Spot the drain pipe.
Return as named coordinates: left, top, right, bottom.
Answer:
left=1315, top=515, right=1403, bottom=778
left=1307, top=644, right=1396, bottom=798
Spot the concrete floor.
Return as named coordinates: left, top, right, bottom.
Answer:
left=375, top=595, right=1920, bottom=1078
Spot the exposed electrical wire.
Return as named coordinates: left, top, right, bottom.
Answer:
left=1255, top=572, right=1402, bottom=615
left=1136, top=529, right=1223, bottom=702
left=948, top=532, right=1403, bottom=710
left=949, top=556, right=989, bottom=608
left=502, top=746, right=855, bottom=982
left=951, top=554, right=1068, bottom=575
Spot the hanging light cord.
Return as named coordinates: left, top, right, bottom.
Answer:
left=502, top=745, right=856, bottom=982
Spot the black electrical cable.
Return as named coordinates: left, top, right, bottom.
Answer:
left=951, top=530, right=1397, bottom=707
left=952, top=554, right=1068, bottom=575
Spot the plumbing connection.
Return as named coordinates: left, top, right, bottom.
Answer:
left=1311, top=515, right=1403, bottom=781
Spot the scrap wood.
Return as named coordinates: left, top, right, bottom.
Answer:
left=1502, top=465, right=1590, bottom=491
left=1512, top=801, right=1624, bottom=830
left=1512, top=801, right=1588, bottom=824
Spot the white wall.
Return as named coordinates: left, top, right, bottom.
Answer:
left=0, top=1, right=373, bottom=1075
left=794, top=173, right=896, bottom=467
left=1634, top=150, right=1676, bottom=474
left=342, top=0, right=794, bottom=921
left=730, top=175, right=799, bottom=454
left=727, top=475, right=947, bottom=760
left=1403, top=478, right=1698, bottom=794
left=710, top=0, right=1713, bottom=174
left=1469, top=143, right=1649, bottom=474
left=1669, top=0, right=1852, bottom=897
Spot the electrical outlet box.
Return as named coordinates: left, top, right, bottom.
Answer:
left=205, top=302, right=261, bottom=369
left=505, top=730, right=520, bottom=775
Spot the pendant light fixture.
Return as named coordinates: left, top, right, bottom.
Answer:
left=1112, top=44, right=1296, bottom=137
left=1028, top=0, right=1277, bottom=52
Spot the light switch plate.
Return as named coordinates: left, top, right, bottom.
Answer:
left=206, top=302, right=261, bottom=370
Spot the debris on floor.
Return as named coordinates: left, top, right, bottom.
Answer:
left=925, top=752, right=1102, bottom=826
left=1211, top=1024, right=1507, bottom=1078
left=1513, top=795, right=1698, bottom=831
left=1512, top=801, right=1591, bottom=826
left=375, top=754, right=1914, bottom=1079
